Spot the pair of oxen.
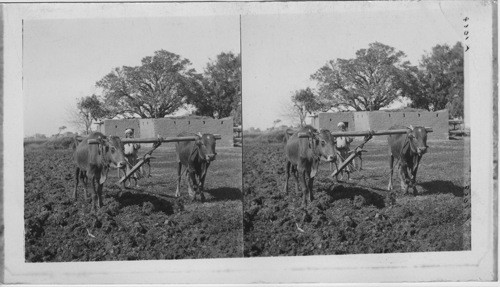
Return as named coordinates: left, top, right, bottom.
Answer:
left=73, top=132, right=217, bottom=211
left=284, top=125, right=428, bottom=206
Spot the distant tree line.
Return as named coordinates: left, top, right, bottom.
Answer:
left=288, top=41, right=464, bottom=126
left=72, top=50, right=240, bottom=134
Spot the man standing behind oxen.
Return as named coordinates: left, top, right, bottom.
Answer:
left=335, top=122, right=355, bottom=181
left=122, top=128, right=143, bottom=187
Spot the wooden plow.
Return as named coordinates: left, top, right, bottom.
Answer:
left=87, top=134, right=221, bottom=184
left=296, top=128, right=433, bottom=178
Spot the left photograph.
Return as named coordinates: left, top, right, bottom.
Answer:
left=23, top=16, right=242, bottom=261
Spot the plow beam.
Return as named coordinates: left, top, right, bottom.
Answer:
left=88, top=134, right=221, bottom=144
left=298, top=128, right=433, bottom=138
left=118, top=154, right=153, bottom=184
left=331, top=152, right=359, bottom=178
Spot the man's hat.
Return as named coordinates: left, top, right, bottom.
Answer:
left=337, top=122, right=346, bottom=128
left=125, top=128, right=134, bottom=134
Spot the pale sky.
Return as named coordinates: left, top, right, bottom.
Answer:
left=23, top=2, right=489, bottom=136
left=242, top=1, right=479, bottom=130
left=23, top=16, right=240, bottom=136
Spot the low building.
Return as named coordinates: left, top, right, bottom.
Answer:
left=103, top=116, right=234, bottom=147
left=310, top=110, right=449, bottom=140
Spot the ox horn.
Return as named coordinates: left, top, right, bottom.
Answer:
left=408, top=125, right=414, bottom=131
left=197, top=132, right=202, bottom=138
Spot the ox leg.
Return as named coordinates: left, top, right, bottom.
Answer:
left=283, top=161, right=290, bottom=194
left=299, top=170, right=308, bottom=207
left=292, top=166, right=300, bottom=194
left=387, top=155, right=394, bottom=191
left=81, top=171, right=89, bottom=200
left=308, top=176, right=314, bottom=203
left=198, top=175, right=206, bottom=202
left=94, top=172, right=104, bottom=209
left=175, top=163, right=183, bottom=197
left=411, top=160, right=420, bottom=195
left=91, top=177, right=98, bottom=212
left=200, top=162, right=210, bottom=192
left=399, top=163, right=410, bottom=194
left=187, top=171, right=198, bottom=201
left=97, top=183, right=104, bottom=208
left=183, top=169, right=196, bottom=200
left=74, top=168, right=80, bottom=200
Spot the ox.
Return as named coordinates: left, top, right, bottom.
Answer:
left=387, top=125, right=428, bottom=194
left=175, top=132, right=217, bottom=201
left=284, top=125, right=337, bottom=206
left=74, top=132, right=127, bottom=210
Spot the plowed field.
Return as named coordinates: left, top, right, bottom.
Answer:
left=25, top=146, right=243, bottom=262
left=243, top=138, right=470, bottom=256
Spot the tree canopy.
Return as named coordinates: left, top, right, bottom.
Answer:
left=404, top=42, right=464, bottom=118
left=186, top=52, right=241, bottom=123
left=67, top=95, right=108, bottom=134
left=290, top=88, right=324, bottom=127
left=96, top=50, right=199, bottom=118
left=311, top=42, right=412, bottom=111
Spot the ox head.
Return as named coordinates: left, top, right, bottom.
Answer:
left=407, top=125, right=428, bottom=156
left=97, top=135, right=127, bottom=170
left=311, top=129, right=337, bottom=163
left=191, top=134, right=208, bottom=163
left=201, top=133, right=217, bottom=162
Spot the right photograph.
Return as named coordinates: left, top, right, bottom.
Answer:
left=242, top=5, right=470, bottom=256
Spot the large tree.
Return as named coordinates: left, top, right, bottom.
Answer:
left=67, top=95, right=111, bottom=134
left=290, top=88, right=324, bottom=127
left=96, top=50, right=199, bottom=118
left=311, top=42, right=412, bottom=111
left=187, top=52, right=241, bottom=122
left=405, top=42, right=464, bottom=117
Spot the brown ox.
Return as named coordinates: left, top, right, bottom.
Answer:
left=387, top=125, right=428, bottom=194
left=74, top=132, right=127, bottom=210
left=284, top=125, right=337, bottom=206
left=175, top=132, right=217, bottom=202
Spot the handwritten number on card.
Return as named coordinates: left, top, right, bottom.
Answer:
left=463, top=17, right=470, bottom=52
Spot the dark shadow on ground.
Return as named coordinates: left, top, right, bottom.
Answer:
left=206, top=187, right=242, bottom=201
left=116, top=191, right=175, bottom=214
left=419, top=180, right=464, bottom=197
left=326, top=184, right=386, bottom=208
left=328, top=181, right=387, bottom=193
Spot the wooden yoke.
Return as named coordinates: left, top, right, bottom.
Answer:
left=298, top=128, right=433, bottom=138
left=87, top=134, right=222, bottom=145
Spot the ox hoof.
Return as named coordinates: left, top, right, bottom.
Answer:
left=412, top=186, right=418, bottom=196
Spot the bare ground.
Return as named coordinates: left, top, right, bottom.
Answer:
left=24, top=146, right=243, bottom=262
left=243, top=138, right=470, bottom=256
